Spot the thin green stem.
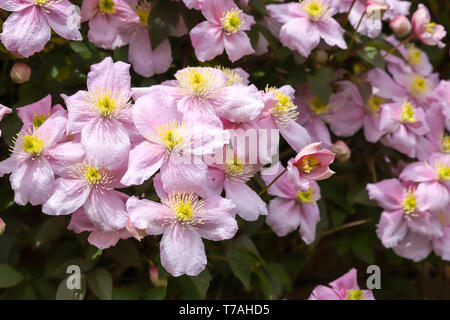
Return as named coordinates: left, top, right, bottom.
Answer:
left=382, top=34, right=414, bottom=58
left=258, top=168, right=287, bottom=196
left=343, top=0, right=357, bottom=28
left=348, top=11, right=366, bottom=52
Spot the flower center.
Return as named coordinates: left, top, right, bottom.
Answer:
left=441, top=136, right=450, bottom=153
left=310, top=97, right=330, bottom=115
left=437, top=167, right=450, bottom=180
left=221, top=8, right=244, bottom=33
left=165, top=194, right=206, bottom=224
left=402, top=188, right=417, bottom=214
left=299, top=155, right=319, bottom=173
left=366, top=95, right=384, bottom=114
left=346, top=289, right=364, bottom=300
left=99, top=0, right=116, bottom=14
left=84, top=166, right=101, bottom=185
left=302, top=0, right=327, bottom=21
left=296, top=187, right=314, bottom=203
left=399, top=101, right=416, bottom=123
left=411, top=75, right=427, bottom=95
left=32, top=113, right=49, bottom=128
left=425, top=21, right=436, bottom=34
left=96, top=94, right=117, bottom=116
left=219, top=66, right=243, bottom=86
left=406, top=45, right=422, bottom=65
left=226, top=159, right=245, bottom=175
left=135, top=1, right=151, bottom=26
left=22, top=135, right=44, bottom=155
left=175, top=67, right=220, bottom=99
left=266, top=87, right=299, bottom=125
left=156, top=121, right=183, bottom=150
left=35, top=0, right=50, bottom=6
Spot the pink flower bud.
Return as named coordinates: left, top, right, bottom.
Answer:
left=365, top=0, right=389, bottom=18
left=0, top=218, right=5, bottom=236
left=331, top=140, right=351, bottom=162
left=125, top=218, right=146, bottom=241
left=390, top=15, right=411, bottom=37
left=10, top=62, right=31, bottom=84
left=149, top=265, right=167, bottom=287
left=412, top=4, right=446, bottom=48
left=290, top=142, right=335, bottom=181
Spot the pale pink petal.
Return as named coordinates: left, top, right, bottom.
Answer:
left=279, top=119, right=312, bottom=152
left=223, top=31, right=255, bottom=62
left=16, top=94, right=52, bottom=127
left=415, top=182, right=450, bottom=213
left=393, top=231, right=432, bottom=262
left=87, top=56, right=131, bottom=95
left=224, top=179, right=267, bottom=221
left=399, top=162, right=437, bottom=183
left=197, top=195, right=238, bottom=240
left=298, top=202, right=320, bottom=245
left=42, top=178, right=90, bottom=215
left=127, top=197, right=170, bottom=235
left=160, top=224, right=207, bottom=277
left=45, top=0, right=82, bottom=40
left=279, top=18, right=320, bottom=57
left=308, top=285, right=341, bottom=300
left=433, top=226, right=450, bottom=261
left=316, top=18, right=347, bottom=49
left=266, top=198, right=302, bottom=236
left=366, top=179, right=404, bottom=211
left=47, top=141, right=85, bottom=177
left=329, top=268, right=359, bottom=299
left=376, top=210, right=408, bottom=248
left=190, top=21, right=224, bottom=62
left=216, top=84, right=264, bottom=122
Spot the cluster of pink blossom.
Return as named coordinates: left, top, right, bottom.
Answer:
left=0, top=56, right=339, bottom=277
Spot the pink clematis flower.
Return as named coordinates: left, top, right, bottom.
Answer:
left=367, top=178, right=443, bottom=251
left=262, top=164, right=321, bottom=244
left=16, top=94, right=64, bottom=131
left=379, top=101, right=429, bottom=158
left=42, top=159, right=130, bottom=232
left=182, top=0, right=200, bottom=10
left=120, top=0, right=172, bottom=77
left=367, top=67, right=439, bottom=108
left=121, top=86, right=229, bottom=197
left=267, top=0, right=347, bottom=57
left=309, top=268, right=375, bottom=300
left=400, top=153, right=450, bottom=212
left=0, top=104, right=12, bottom=137
left=416, top=104, right=449, bottom=160
left=190, top=0, right=255, bottom=62
left=412, top=4, right=446, bottom=49
left=287, top=142, right=335, bottom=187
left=260, top=85, right=312, bottom=152
left=134, top=66, right=264, bottom=128
left=63, top=57, right=135, bottom=170
left=295, top=84, right=333, bottom=148
left=0, top=110, right=85, bottom=206
left=328, top=80, right=388, bottom=143
left=81, top=0, right=140, bottom=50
left=68, top=207, right=131, bottom=249
left=384, top=35, right=433, bottom=77
left=0, top=0, right=82, bottom=58
left=433, top=80, right=450, bottom=132
left=127, top=192, right=238, bottom=276
left=207, top=148, right=267, bottom=221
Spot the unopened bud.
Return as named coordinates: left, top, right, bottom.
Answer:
left=10, top=62, right=31, bottom=84
left=365, top=0, right=389, bottom=18
left=311, top=49, right=328, bottom=65
left=390, top=15, right=412, bottom=37
left=149, top=265, right=167, bottom=287
left=0, top=218, right=5, bottom=236
left=125, top=218, right=146, bottom=241
left=331, top=140, right=351, bottom=162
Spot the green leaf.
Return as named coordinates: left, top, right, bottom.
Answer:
left=352, top=234, right=375, bottom=264
left=353, top=189, right=378, bottom=207
left=87, top=268, right=113, bottom=300
left=69, top=42, right=92, bottom=59
left=143, top=286, right=166, bottom=300
left=35, top=217, right=68, bottom=247
left=0, top=112, right=22, bottom=147
left=249, top=0, right=267, bottom=16
left=104, top=239, right=143, bottom=268
left=190, top=269, right=211, bottom=298
left=226, top=246, right=252, bottom=290
left=356, top=46, right=385, bottom=69
left=307, top=67, right=333, bottom=105
left=0, top=264, right=23, bottom=288
left=148, top=0, right=180, bottom=49
left=55, top=275, right=86, bottom=300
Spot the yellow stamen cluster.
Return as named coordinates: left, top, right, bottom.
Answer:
left=399, top=101, right=417, bottom=123
left=35, top=0, right=50, bottom=6
left=346, top=289, right=365, bottom=300
left=406, top=45, right=422, bottom=66
left=21, top=135, right=44, bottom=155
left=221, top=8, right=245, bottom=33
left=165, top=194, right=206, bottom=224
left=99, top=0, right=116, bottom=14
left=32, top=113, right=50, bottom=128
left=218, top=66, right=243, bottom=86
left=301, top=0, right=327, bottom=21
left=402, top=188, right=417, bottom=215
left=96, top=93, right=117, bottom=116
left=176, top=67, right=221, bottom=99
left=411, top=75, right=427, bottom=95
left=296, top=187, right=314, bottom=203
left=266, top=87, right=299, bottom=125
left=441, top=136, right=450, bottom=153
left=366, top=95, right=385, bottom=114
left=299, top=155, right=319, bottom=173
left=135, top=1, right=152, bottom=26
left=70, top=164, right=114, bottom=187
left=437, top=166, right=450, bottom=181
left=156, top=121, right=183, bottom=150
left=84, top=166, right=102, bottom=185
left=85, top=88, right=131, bottom=120
left=310, top=97, right=330, bottom=115
left=425, top=21, right=436, bottom=34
